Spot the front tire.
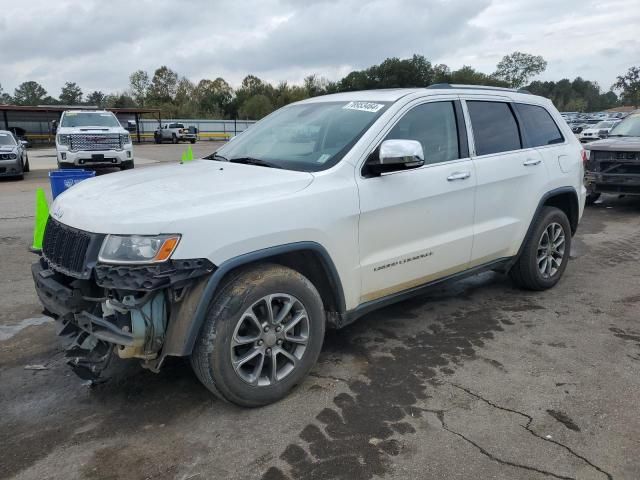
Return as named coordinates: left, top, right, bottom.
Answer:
left=191, top=264, right=325, bottom=407
left=23, top=155, right=30, bottom=173
left=172, top=134, right=178, bottom=144
left=509, top=206, right=572, bottom=290
left=120, top=160, right=134, bottom=170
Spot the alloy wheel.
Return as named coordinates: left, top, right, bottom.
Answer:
left=537, top=222, right=565, bottom=279
left=230, top=294, right=310, bottom=386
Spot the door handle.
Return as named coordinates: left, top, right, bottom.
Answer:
left=447, top=171, right=471, bottom=181
left=523, top=158, right=542, bottom=166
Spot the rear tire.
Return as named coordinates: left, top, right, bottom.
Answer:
left=190, top=139, right=196, bottom=144
left=509, top=206, right=572, bottom=291
left=191, top=264, right=325, bottom=407
left=154, top=134, right=162, bottom=144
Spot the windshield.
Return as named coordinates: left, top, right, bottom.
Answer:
left=211, top=101, right=390, bottom=172
left=609, top=112, right=640, bottom=137
left=0, top=132, right=16, bottom=146
left=60, top=112, right=121, bottom=128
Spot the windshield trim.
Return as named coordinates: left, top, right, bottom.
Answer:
left=60, top=111, right=121, bottom=128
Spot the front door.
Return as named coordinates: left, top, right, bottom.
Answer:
left=357, top=99, right=476, bottom=304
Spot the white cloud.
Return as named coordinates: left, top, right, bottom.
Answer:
left=0, top=0, right=638, bottom=96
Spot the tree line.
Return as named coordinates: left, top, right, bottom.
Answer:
left=1, top=53, right=638, bottom=119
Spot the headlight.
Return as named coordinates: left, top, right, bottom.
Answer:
left=98, top=234, right=180, bottom=264
left=120, top=133, right=131, bottom=145
left=57, top=134, right=71, bottom=146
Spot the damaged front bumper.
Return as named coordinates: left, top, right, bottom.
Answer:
left=32, top=254, right=214, bottom=381
left=586, top=151, right=640, bottom=195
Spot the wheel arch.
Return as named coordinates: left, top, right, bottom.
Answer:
left=513, top=186, right=579, bottom=266
left=179, top=242, right=346, bottom=357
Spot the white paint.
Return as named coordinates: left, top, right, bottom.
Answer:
left=0, top=316, right=54, bottom=341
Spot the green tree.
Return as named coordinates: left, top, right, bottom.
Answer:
left=238, top=94, right=273, bottom=119
left=13, top=81, right=47, bottom=105
left=0, top=83, right=12, bottom=104
left=129, top=70, right=150, bottom=106
left=195, top=77, right=233, bottom=116
left=148, top=66, right=179, bottom=104
left=86, top=90, right=106, bottom=108
left=105, top=92, right=136, bottom=108
left=59, top=82, right=83, bottom=104
left=449, top=65, right=508, bottom=87
left=494, top=52, right=547, bottom=88
left=612, top=66, right=640, bottom=107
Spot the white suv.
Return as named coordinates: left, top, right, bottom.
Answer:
left=33, top=85, right=585, bottom=406
left=55, top=110, right=134, bottom=170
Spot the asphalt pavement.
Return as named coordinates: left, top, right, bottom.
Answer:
left=1, top=143, right=639, bottom=479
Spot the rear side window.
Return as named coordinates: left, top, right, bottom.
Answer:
left=467, top=101, right=521, bottom=156
left=515, top=103, right=564, bottom=147
left=385, top=101, right=460, bottom=165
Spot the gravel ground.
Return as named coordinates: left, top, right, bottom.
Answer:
left=1, top=144, right=639, bottom=479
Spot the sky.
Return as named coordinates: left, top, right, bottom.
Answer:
left=0, top=0, right=638, bottom=97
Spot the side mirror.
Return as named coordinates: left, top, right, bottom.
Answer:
left=20, top=140, right=28, bottom=146
left=365, top=139, right=425, bottom=176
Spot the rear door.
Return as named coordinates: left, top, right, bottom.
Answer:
left=464, top=98, right=549, bottom=263
left=357, top=98, right=476, bottom=304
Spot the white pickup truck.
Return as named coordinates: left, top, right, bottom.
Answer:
left=55, top=110, right=134, bottom=170
left=154, top=122, right=197, bottom=144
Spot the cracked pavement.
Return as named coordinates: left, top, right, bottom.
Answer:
left=1, top=148, right=639, bottom=479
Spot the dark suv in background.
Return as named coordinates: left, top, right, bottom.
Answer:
left=584, top=110, right=640, bottom=204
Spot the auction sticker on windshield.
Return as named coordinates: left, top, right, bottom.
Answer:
left=343, top=101, right=385, bottom=113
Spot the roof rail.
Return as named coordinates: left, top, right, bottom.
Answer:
left=426, top=83, right=532, bottom=95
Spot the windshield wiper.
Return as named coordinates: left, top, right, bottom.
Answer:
left=228, top=157, right=282, bottom=169
left=205, top=152, right=228, bottom=161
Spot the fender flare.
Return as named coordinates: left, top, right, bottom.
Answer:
left=511, top=186, right=580, bottom=264
left=179, top=241, right=346, bottom=356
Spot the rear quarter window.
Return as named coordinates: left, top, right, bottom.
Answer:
left=467, top=101, right=521, bottom=156
left=515, top=103, right=564, bottom=147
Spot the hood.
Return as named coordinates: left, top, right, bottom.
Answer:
left=584, top=136, right=640, bottom=152
left=51, top=160, right=314, bottom=234
left=57, top=126, right=127, bottom=134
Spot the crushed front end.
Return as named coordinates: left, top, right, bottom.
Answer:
left=32, top=218, right=214, bottom=381
left=585, top=147, right=640, bottom=196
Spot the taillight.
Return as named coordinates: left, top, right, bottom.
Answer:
left=581, top=149, right=588, bottom=165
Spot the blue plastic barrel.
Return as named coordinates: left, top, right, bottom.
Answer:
left=49, top=169, right=96, bottom=199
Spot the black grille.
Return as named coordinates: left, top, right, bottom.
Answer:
left=42, top=219, right=91, bottom=276
left=593, top=150, right=639, bottom=162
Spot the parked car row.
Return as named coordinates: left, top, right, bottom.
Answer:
left=561, top=111, right=627, bottom=140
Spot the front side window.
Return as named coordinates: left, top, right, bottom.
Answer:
left=467, top=101, right=521, bottom=156
left=384, top=101, right=460, bottom=165
left=211, top=101, right=389, bottom=172
left=515, top=103, right=564, bottom=147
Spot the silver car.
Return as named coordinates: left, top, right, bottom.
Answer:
left=0, top=130, right=29, bottom=179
